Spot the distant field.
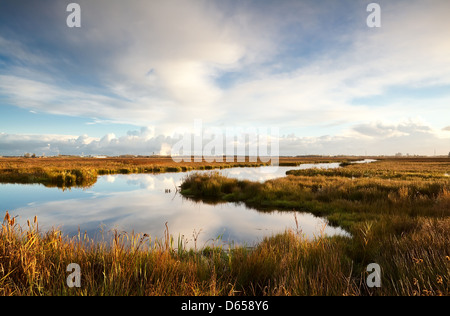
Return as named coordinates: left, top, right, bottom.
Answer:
left=0, top=155, right=364, bottom=188
left=0, top=156, right=266, bottom=188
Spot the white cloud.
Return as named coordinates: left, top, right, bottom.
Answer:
left=0, top=0, right=279, bottom=131
left=216, top=0, right=450, bottom=126
left=1, top=0, right=450, bottom=155
left=352, top=121, right=429, bottom=139
left=1, top=119, right=448, bottom=157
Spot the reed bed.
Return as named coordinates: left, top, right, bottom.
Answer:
left=1, top=158, right=448, bottom=296
left=1, top=211, right=362, bottom=296
left=3, top=211, right=446, bottom=296
left=179, top=160, right=450, bottom=296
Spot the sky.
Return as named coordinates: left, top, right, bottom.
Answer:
left=0, top=0, right=449, bottom=156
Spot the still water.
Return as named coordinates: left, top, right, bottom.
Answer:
left=0, top=162, right=357, bottom=248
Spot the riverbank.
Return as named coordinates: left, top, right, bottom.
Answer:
left=0, top=156, right=361, bottom=188
left=1, top=212, right=448, bottom=296
left=179, top=159, right=450, bottom=296
left=1, top=213, right=356, bottom=296
left=0, top=156, right=268, bottom=188
left=1, top=157, right=449, bottom=296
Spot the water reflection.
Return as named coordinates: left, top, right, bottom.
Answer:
left=0, top=164, right=350, bottom=248
left=215, top=163, right=341, bottom=182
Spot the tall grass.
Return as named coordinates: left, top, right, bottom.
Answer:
left=0, top=211, right=364, bottom=296
left=1, top=158, right=448, bottom=296
left=179, top=161, right=450, bottom=296
left=1, top=215, right=448, bottom=295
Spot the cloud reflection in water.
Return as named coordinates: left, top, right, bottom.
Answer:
left=1, top=165, right=349, bottom=248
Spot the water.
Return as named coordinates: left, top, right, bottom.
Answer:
left=0, top=162, right=352, bottom=248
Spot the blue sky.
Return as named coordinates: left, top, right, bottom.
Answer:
left=0, top=0, right=449, bottom=156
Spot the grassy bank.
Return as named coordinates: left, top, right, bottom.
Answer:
left=1, top=212, right=360, bottom=296
left=0, top=156, right=365, bottom=189
left=0, top=156, right=273, bottom=189
left=179, top=159, right=450, bottom=295
left=1, top=212, right=448, bottom=296
left=1, top=158, right=448, bottom=296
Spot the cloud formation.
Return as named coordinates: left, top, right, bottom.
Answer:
left=0, top=0, right=449, bottom=155
left=1, top=120, right=447, bottom=157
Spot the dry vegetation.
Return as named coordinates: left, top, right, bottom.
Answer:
left=0, top=156, right=272, bottom=188
left=1, top=157, right=449, bottom=296
left=0, top=156, right=360, bottom=188
left=180, top=158, right=450, bottom=296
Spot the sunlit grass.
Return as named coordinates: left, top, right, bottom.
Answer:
left=1, top=157, right=449, bottom=296
left=179, top=159, right=450, bottom=296
left=0, top=156, right=272, bottom=189
left=0, top=211, right=360, bottom=296
left=3, top=211, right=446, bottom=296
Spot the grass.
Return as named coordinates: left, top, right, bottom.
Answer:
left=179, top=159, right=450, bottom=295
left=1, top=157, right=449, bottom=296
left=0, top=156, right=273, bottom=189
left=1, top=212, right=359, bottom=296
left=0, top=156, right=363, bottom=189
left=2, top=213, right=447, bottom=296
left=288, top=157, right=450, bottom=179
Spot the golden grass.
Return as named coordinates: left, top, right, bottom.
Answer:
left=179, top=159, right=450, bottom=296
left=0, top=155, right=365, bottom=188
left=0, top=156, right=272, bottom=188
left=0, top=211, right=359, bottom=296
left=1, top=157, right=449, bottom=296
